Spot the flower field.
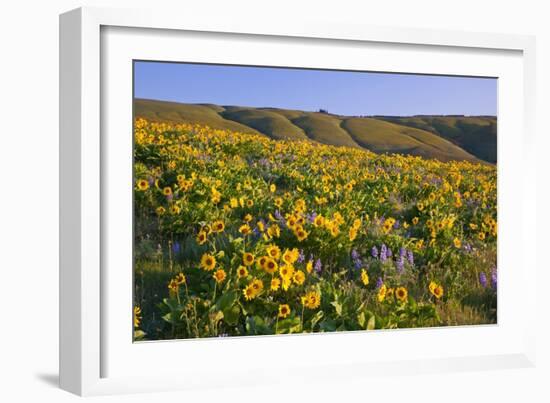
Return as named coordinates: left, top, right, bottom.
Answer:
left=133, top=117, right=497, bottom=341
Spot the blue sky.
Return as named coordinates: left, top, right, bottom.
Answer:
left=134, top=61, right=497, bottom=116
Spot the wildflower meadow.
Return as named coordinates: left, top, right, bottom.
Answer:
left=132, top=117, right=497, bottom=341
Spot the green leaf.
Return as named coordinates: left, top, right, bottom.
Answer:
left=277, top=317, right=301, bottom=334
left=245, top=316, right=256, bottom=334
left=331, top=300, right=343, bottom=316
left=162, top=312, right=175, bottom=324
left=367, top=314, right=376, bottom=330
left=216, top=290, right=238, bottom=311
left=357, top=312, right=366, bottom=328
left=223, top=304, right=241, bottom=326
left=163, top=297, right=180, bottom=311
left=310, top=310, right=324, bottom=330
left=319, top=319, right=337, bottom=332
left=133, top=330, right=146, bottom=341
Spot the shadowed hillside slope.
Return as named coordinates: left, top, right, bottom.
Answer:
left=220, top=108, right=308, bottom=141
left=379, top=116, right=497, bottom=163
left=342, top=118, right=478, bottom=162
left=135, top=99, right=493, bottom=163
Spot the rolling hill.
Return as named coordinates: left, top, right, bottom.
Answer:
left=378, top=116, right=497, bottom=163
left=135, top=99, right=495, bottom=163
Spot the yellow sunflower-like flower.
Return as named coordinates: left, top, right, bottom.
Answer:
left=307, top=215, right=321, bottom=229
left=162, top=187, right=172, bottom=196
left=239, top=224, right=252, bottom=235
left=270, top=183, right=276, bottom=193
left=266, top=244, right=281, bottom=260
left=213, top=269, right=226, bottom=284
left=133, top=306, right=142, bottom=328
left=168, top=279, right=179, bottom=295
left=243, top=284, right=256, bottom=301
left=295, top=227, right=308, bottom=242
left=264, top=258, right=278, bottom=274
left=212, top=220, right=225, bottom=233
left=429, top=281, right=438, bottom=294
left=282, top=248, right=299, bottom=265
left=429, top=281, right=444, bottom=299
left=268, top=224, right=280, bottom=238
left=433, top=284, right=444, bottom=299
left=250, top=278, right=264, bottom=294
left=453, top=237, right=462, bottom=248
left=257, top=255, right=268, bottom=270
left=243, top=252, right=255, bottom=266
left=360, top=269, right=369, bottom=286
left=302, top=290, right=321, bottom=309
left=306, top=260, right=313, bottom=274
left=279, top=264, right=295, bottom=280
left=136, top=179, right=149, bottom=191
left=200, top=253, right=216, bottom=271
left=237, top=265, right=248, bottom=278
left=377, top=284, right=387, bottom=302
left=292, top=270, right=306, bottom=285
left=278, top=304, right=291, bottom=318
left=271, top=278, right=281, bottom=291
left=174, top=272, right=186, bottom=285
left=395, top=287, right=408, bottom=302
left=196, top=230, right=207, bottom=245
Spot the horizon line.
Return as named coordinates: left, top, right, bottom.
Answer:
left=134, top=97, right=498, bottom=119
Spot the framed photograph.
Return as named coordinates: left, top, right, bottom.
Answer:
left=60, top=6, right=537, bottom=396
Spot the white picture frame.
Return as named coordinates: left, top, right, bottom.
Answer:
left=60, top=6, right=537, bottom=396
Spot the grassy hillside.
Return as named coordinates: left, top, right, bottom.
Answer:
left=133, top=99, right=260, bottom=134
left=380, top=116, right=497, bottom=163
left=134, top=99, right=492, bottom=163
left=220, top=108, right=308, bottom=141
left=342, top=118, right=478, bottom=162
left=289, top=113, right=360, bottom=148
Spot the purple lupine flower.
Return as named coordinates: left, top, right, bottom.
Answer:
left=380, top=244, right=387, bottom=261
left=479, top=272, right=488, bottom=288
left=351, top=249, right=360, bottom=260
left=274, top=210, right=284, bottom=221
left=387, top=247, right=392, bottom=258
left=147, top=176, right=155, bottom=185
left=172, top=242, right=181, bottom=255
left=376, top=277, right=384, bottom=289
left=490, top=267, right=497, bottom=289
left=399, top=247, right=407, bottom=258
left=353, top=258, right=362, bottom=270
left=314, top=258, right=322, bottom=274
left=166, top=194, right=173, bottom=202
left=407, top=250, right=414, bottom=266
left=307, top=211, right=317, bottom=223
left=396, top=257, right=404, bottom=273
left=393, top=220, right=400, bottom=229
left=463, top=243, right=473, bottom=253
left=371, top=246, right=379, bottom=259
left=297, top=249, right=305, bottom=264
